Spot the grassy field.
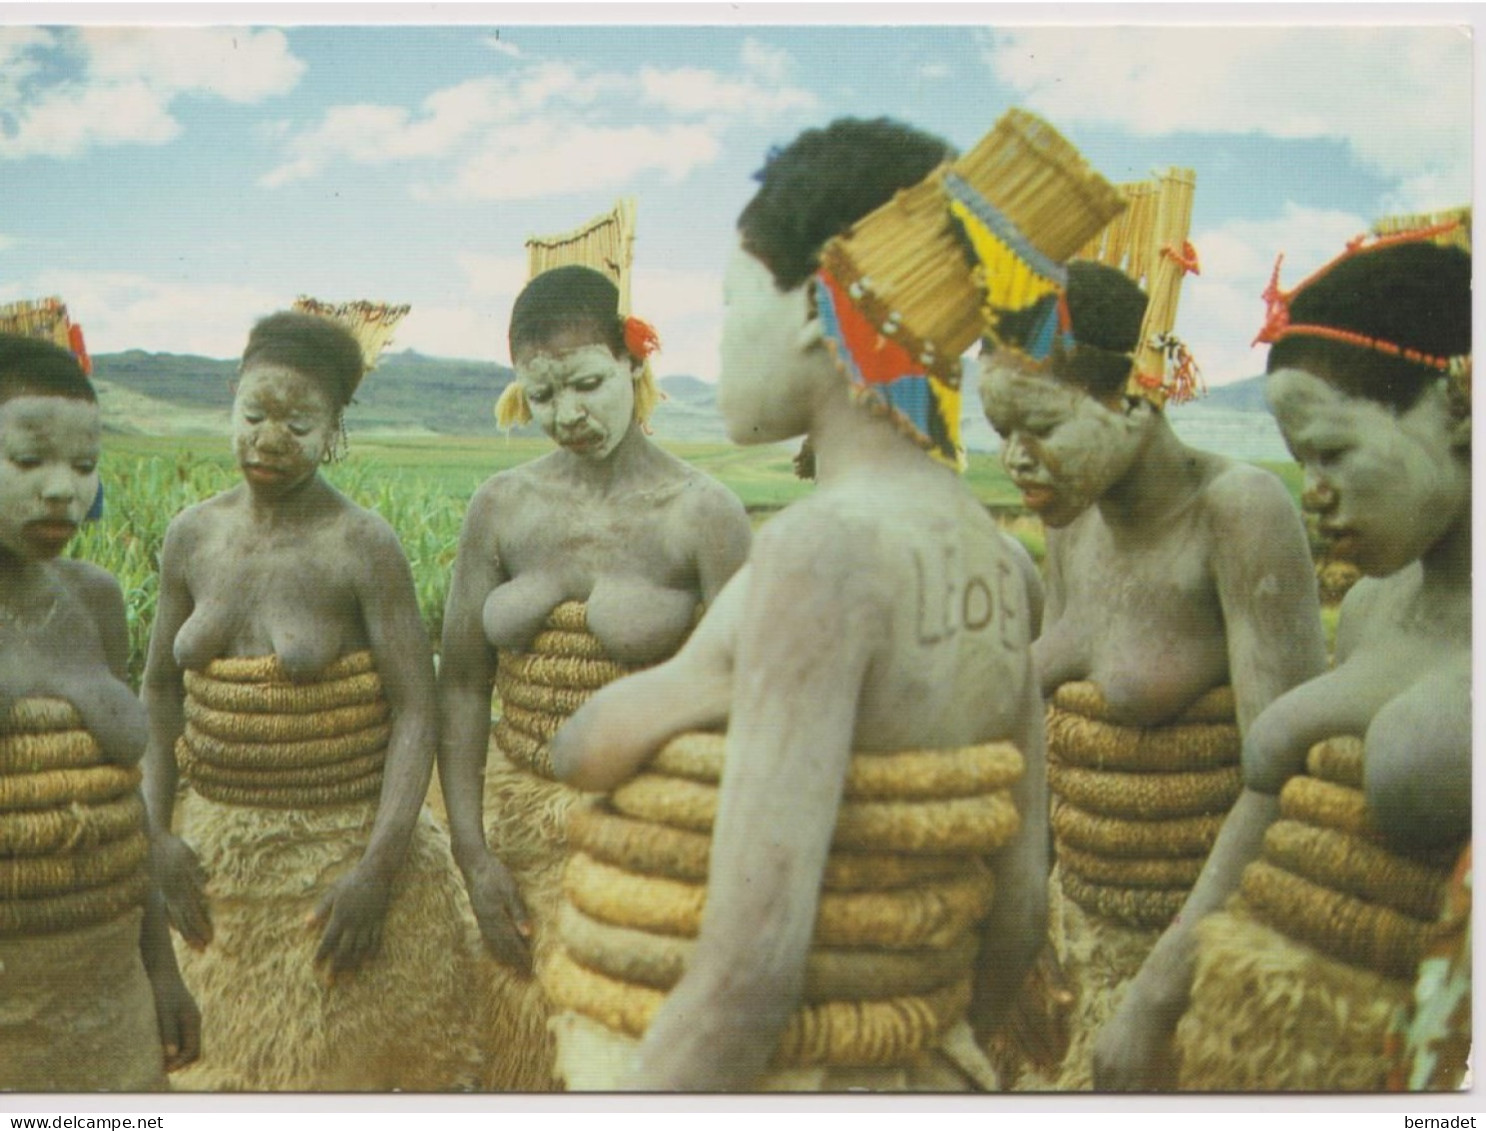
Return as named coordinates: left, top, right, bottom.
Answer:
left=71, top=431, right=1313, bottom=685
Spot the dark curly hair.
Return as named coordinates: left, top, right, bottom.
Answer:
left=508, top=265, right=627, bottom=362
left=0, top=333, right=95, bottom=406
left=993, top=260, right=1150, bottom=402
left=241, top=311, right=365, bottom=411
left=1266, top=240, right=1471, bottom=413
left=737, top=118, right=957, bottom=291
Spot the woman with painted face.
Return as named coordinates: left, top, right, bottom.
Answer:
left=979, top=260, right=1327, bottom=1090
left=0, top=333, right=198, bottom=1090
left=1095, top=229, right=1471, bottom=1091
left=140, top=311, right=485, bottom=1091
left=542, top=116, right=1060, bottom=1091
left=437, top=264, right=750, bottom=1090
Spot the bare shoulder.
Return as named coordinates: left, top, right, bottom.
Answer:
left=466, top=458, right=552, bottom=523
left=51, top=557, right=124, bottom=611
left=340, top=500, right=413, bottom=569
left=675, top=462, right=749, bottom=529
left=751, top=495, right=893, bottom=604
left=1202, top=459, right=1298, bottom=530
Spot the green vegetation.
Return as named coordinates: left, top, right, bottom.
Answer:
left=71, top=432, right=1314, bottom=685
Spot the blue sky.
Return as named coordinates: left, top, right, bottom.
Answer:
left=0, top=15, right=1473, bottom=389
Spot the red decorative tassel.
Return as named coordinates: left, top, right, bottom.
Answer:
left=623, top=316, right=661, bottom=361
left=69, top=323, right=92, bottom=376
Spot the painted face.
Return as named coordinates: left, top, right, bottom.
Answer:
left=514, top=332, right=636, bottom=461
left=0, top=395, right=101, bottom=562
left=717, top=241, right=820, bottom=446
left=232, top=363, right=339, bottom=498
left=979, top=352, right=1146, bottom=527
left=1266, top=367, right=1469, bottom=576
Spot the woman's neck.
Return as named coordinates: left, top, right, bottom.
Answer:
left=1420, top=485, right=1473, bottom=596
left=1097, top=411, right=1203, bottom=530
left=807, top=380, right=940, bottom=486
left=244, top=469, right=335, bottom=525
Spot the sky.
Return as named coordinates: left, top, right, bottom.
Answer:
left=0, top=11, right=1474, bottom=390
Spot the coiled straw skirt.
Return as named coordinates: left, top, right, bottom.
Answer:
left=543, top=730, right=1024, bottom=1091
left=168, top=654, right=485, bottom=1092
left=0, top=697, right=163, bottom=1092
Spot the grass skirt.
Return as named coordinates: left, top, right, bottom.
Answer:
left=1175, top=902, right=1409, bottom=1091
left=477, top=741, right=593, bottom=1092
left=170, top=791, right=485, bottom=1092
left=1007, top=866, right=1175, bottom=1092
left=551, top=1012, right=999, bottom=1092
left=0, top=908, right=166, bottom=1092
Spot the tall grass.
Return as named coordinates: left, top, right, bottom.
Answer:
left=72, top=433, right=1311, bottom=686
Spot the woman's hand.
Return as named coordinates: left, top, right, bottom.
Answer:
left=310, top=864, right=393, bottom=977
left=461, top=849, right=532, bottom=971
left=152, top=832, right=212, bottom=948
left=150, top=966, right=202, bottom=1073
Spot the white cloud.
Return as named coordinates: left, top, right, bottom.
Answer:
left=1176, top=203, right=1370, bottom=387
left=740, top=37, right=792, bottom=85
left=0, top=234, right=14, bottom=252
left=264, top=52, right=814, bottom=201
left=983, top=27, right=1471, bottom=206
left=80, top=28, right=305, bottom=103
left=918, top=62, right=951, bottom=81
left=430, top=121, right=722, bottom=203
left=0, top=28, right=305, bottom=161
left=483, top=35, right=522, bottom=59
left=2, top=270, right=282, bottom=357
left=639, top=65, right=817, bottom=119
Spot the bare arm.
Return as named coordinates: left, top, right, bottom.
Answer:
left=551, top=572, right=742, bottom=792
left=311, top=517, right=439, bottom=974
left=969, top=662, right=1049, bottom=1040
left=1209, top=468, right=1328, bottom=732
left=139, top=519, right=212, bottom=947
left=435, top=485, right=530, bottom=968
left=625, top=521, right=885, bottom=1091
left=1093, top=472, right=1331, bottom=1090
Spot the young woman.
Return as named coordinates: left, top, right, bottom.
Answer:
left=437, top=265, right=750, bottom=1089
left=0, top=333, right=197, bottom=1090
left=978, top=261, right=1327, bottom=1088
left=1095, top=230, right=1471, bottom=1091
left=546, top=118, right=1049, bottom=1091
left=142, top=311, right=484, bottom=1091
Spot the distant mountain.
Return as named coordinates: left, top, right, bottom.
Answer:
left=88, top=350, right=1293, bottom=460
left=1200, top=374, right=1271, bottom=413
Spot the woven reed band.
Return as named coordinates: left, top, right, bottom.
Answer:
left=0, top=699, right=150, bottom=935
left=1046, top=684, right=1238, bottom=928
left=493, top=602, right=649, bottom=781
left=180, top=652, right=388, bottom=808
left=1239, top=735, right=1459, bottom=980
left=550, top=730, right=1023, bottom=1067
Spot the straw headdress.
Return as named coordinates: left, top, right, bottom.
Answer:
left=1075, top=168, right=1202, bottom=406
left=497, top=198, right=662, bottom=430
left=818, top=107, right=1126, bottom=470
left=0, top=296, right=92, bottom=375
left=290, top=296, right=411, bottom=395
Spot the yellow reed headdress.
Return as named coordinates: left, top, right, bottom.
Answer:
left=1076, top=168, right=1202, bottom=406
left=290, top=296, right=411, bottom=398
left=816, top=107, right=1126, bottom=469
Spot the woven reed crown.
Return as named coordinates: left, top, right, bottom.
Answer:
left=526, top=198, right=638, bottom=316
left=1076, top=167, right=1199, bottom=405
left=0, top=297, right=77, bottom=355
left=291, top=297, right=411, bottom=375
left=823, top=108, right=1126, bottom=382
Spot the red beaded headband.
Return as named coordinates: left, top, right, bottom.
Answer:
left=1252, top=220, right=1464, bottom=373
